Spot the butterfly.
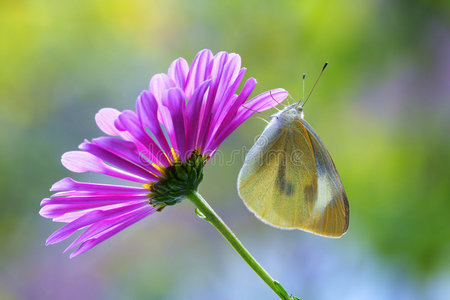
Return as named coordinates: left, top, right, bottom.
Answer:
left=238, top=63, right=349, bottom=237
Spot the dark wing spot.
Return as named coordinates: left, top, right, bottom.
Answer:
left=276, top=152, right=295, bottom=196
left=282, top=181, right=295, bottom=195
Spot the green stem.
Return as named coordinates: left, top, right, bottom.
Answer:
left=187, top=191, right=292, bottom=300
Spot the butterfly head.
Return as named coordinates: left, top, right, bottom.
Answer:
left=273, top=104, right=304, bottom=124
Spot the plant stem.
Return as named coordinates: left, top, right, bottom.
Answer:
left=187, top=191, right=292, bottom=300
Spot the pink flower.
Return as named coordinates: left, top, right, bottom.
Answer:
left=41, top=49, right=288, bottom=258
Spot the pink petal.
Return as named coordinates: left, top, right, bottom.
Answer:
left=205, top=67, right=247, bottom=145
left=210, top=54, right=242, bottom=114
left=65, top=206, right=155, bottom=253
left=168, top=57, right=189, bottom=90
left=50, top=177, right=147, bottom=194
left=70, top=208, right=153, bottom=258
left=149, top=73, right=176, bottom=104
left=91, top=137, right=162, bottom=177
left=95, top=108, right=122, bottom=136
left=162, top=88, right=187, bottom=160
left=209, top=51, right=229, bottom=82
left=185, top=80, right=211, bottom=153
left=79, top=140, right=159, bottom=181
left=61, top=151, right=149, bottom=183
left=136, top=91, right=173, bottom=159
left=243, top=88, right=288, bottom=112
left=194, top=52, right=229, bottom=150
left=39, top=200, right=147, bottom=219
left=50, top=203, right=136, bottom=223
left=155, top=101, right=178, bottom=153
left=216, top=77, right=257, bottom=130
left=206, top=89, right=288, bottom=152
left=185, top=49, right=213, bottom=99
left=41, top=194, right=148, bottom=206
left=115, top=110, right=170, bottom=167
left=45, top=202, right=148, bottom=245
left=203, top=77, right=256, bottom=152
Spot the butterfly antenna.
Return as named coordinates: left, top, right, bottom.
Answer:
left=302, top=73, right=306, bottom=103
left=301, top=62, right=328, bottom=107
left=292, top=73, right=306, bottom=106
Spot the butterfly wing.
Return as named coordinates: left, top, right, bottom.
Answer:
left=238, top=118, right=349, bottom=237
left=238, top=119, right=319, bottom=230
left=300, top=119, right=349, bottom=237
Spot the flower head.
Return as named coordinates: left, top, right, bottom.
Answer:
left=41, top=49, right=287, bottom=257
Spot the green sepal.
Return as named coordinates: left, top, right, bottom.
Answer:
left=149, top=152, right=207, bottom=207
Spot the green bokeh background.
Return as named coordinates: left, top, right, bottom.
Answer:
left=1, top=0, right=449, bottom=299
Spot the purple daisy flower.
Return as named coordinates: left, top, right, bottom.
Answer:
left=41, top=49, right=288, bottom=258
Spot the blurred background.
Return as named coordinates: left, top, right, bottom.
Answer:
left=1, top=0, right=449, bottom=299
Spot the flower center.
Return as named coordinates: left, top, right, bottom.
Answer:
left=149, top=151, right=208, bottom=209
